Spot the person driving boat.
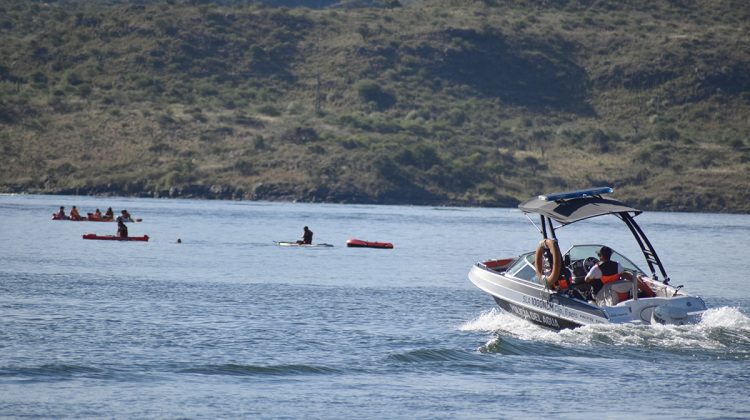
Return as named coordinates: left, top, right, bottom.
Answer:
left=584, top=245, right=624, bottom=295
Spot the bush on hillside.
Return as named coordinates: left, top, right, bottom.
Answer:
left=354, top=79, right=396, bottom=111
left=394, top=144, right=442, bottom=170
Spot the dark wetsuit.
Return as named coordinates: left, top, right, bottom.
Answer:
left=303, top=229, right=313, bottom=245
left=117, top=219, right=128, bottom=238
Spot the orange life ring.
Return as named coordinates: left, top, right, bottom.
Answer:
left=535, top=239, right=561, bottom=289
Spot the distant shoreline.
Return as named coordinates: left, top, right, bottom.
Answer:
left=4, top=188, right=747, bottom=215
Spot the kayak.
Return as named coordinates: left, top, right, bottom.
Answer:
left=85, top=214, right=115, bottom=222
left=52, top=214, right=85, bottom=221
left=53, top=215, right=141, bottom=222
left=346, top=238, right=394, bottom=249
left=275, top=241, right=333, bottom=247
left=82, top=234, right=149, bottom=242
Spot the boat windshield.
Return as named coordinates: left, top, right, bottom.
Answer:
left=503, top=245, right=645, bottom=286
left=505, top=252, right=543, bottom=285
left=565, top=244, right=644, bottom=273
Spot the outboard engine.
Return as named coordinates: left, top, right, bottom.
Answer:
left=651, top=306, right=689, bottom=325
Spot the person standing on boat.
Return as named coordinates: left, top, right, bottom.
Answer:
left=584, top=245, right=623, bottom=294
left=116, top=217, right=128, bottom=238
left=296, top=226, right=313, bottom=245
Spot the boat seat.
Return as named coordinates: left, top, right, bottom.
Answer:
left=595, top=280, right=633, bottom=306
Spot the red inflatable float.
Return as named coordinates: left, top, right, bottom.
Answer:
left=346, top=238, right=393, bottom=249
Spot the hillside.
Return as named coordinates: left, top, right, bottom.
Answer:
left=1, top=0, right=749, bottom=212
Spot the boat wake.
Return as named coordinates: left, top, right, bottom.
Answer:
left=460, top=307, right=750, bottom=359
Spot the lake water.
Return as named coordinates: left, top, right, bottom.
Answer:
left=1, top=194, right=749, bottom=418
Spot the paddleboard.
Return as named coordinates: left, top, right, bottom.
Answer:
left=275, top=241, right=333, bottom=247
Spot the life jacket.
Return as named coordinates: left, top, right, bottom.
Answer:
left=598, top=261, right=621, bottom=284
left=555, top=268, right=572, bottom=290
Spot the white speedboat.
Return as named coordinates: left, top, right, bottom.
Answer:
left=468, top=187, right=707, bottom=330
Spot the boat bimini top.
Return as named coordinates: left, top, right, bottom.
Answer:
left=519, top=186, right=642, bottom=225
left=519, top=186, right=670, bottom=284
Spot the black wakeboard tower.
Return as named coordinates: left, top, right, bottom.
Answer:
left=518, top=187, right=670, bottom=284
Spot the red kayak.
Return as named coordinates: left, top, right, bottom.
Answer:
left=86, top=213, right=115, bottom=222
left=82, top=234, right=149, bottom=242
left=346, top=238, right=394, bottom=249
left=54, top=215, right=139, bottom=222
left=52, top=214, right=85, bottom=221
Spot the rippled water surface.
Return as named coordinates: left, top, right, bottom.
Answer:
left=1, top=194, right=749, bottom=418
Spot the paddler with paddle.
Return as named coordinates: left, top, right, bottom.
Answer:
left=120, top=209, right=134, bottom=223
left=296, top=226, right=313, bottom=245
left=70, top=206, right=83, bottom=221
left=116, top=216, right=128, bottom=238
left=53, top=206, right=67, bottom=220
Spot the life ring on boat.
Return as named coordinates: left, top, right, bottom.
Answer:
left=535, top=239, right=561, bottom=289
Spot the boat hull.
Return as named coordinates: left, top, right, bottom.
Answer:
left=468, top=262, right=705, bottom=330
left=491, top=295, right=584, bottom=330
left=469, top=263, right=610, bottom=330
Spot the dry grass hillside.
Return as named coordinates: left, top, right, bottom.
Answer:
left=1, top=0, right=749, bottom=211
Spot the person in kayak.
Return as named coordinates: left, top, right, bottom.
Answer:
left=116, top=217, right=128, bottom=238
left=70, top=206, right=83, bottom=221
left=93, top=208, right=102, bottom=220
left=296, top=226, right=313, bottom=245
left=104, top=207, right=114, bottom=220
left=53, top=206, right=67, bottom=220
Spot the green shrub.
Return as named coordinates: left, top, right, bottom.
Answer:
left=341, top=138, right=364, bottom=149
left=394, top=144, right=442, bottom=170
left=31, top=71, right=48, bottom=88
left=354, top=79, right=396, bottom=111
left=446, top=108, right=466, bottom=126
left=655, top=126, right=680, bottom=141
left=338, top=113, right=372, bottom=130
left=235, top=115, right=264, bottom=128
left=257, top=104, right=280, bottom=116
left=0, top=99, right=16, bottom=123
left=308, top=145, right=326, bottom=154
left=253, top=136, right=266, bottom=150
left=233, top=160, right=256, bottom=176
left=728, top=138, right=745, bottom=149
left=65, top=71, right=84, bottom=86
left=158, top=113, right=176, bottom=127
left=282, top=127, right=319, bottom=144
